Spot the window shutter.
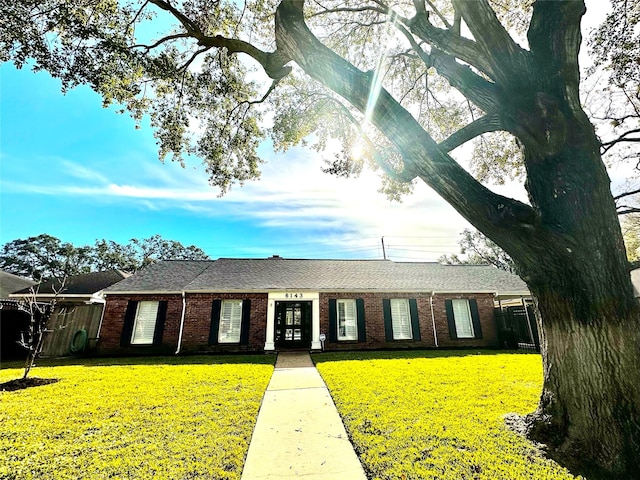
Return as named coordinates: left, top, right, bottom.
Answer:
left=209, top=300, right=222, bottom=345
left=153, top=301, right=168, bottom=345
left=328, top=299, right=337, bottom=343
left=131, top=301, right=159, bottom=344
left=356, top=299, right=366, bottom=342
left=409, top=299, right=421, bottom=341
left=121, top=301, right=137, bottom=347
left=383, top=299, right=393, bottom=341
left=469, top=299, right=482, bottom=339
left=445, top=299, right=458, bottom=340
left=218, top=300, right=242, bottom=343
left=240, top=299, right=251, bottom=345
left=343, top=300, right=358, bottom=340
left=390, top=299, right=412, bottom=340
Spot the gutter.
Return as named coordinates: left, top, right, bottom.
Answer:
left=430, top=292, right=438, bottom=347
left=175, top=291, right=187, bottom=355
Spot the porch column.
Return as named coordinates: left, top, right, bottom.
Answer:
left=311, top=299, right=321, bottom=351
left=265, top=297, right=276, bottom=351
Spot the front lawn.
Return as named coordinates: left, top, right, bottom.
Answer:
left=315, top=350, right=581, bottom=480
left=0, top=356, right=274, bottom=480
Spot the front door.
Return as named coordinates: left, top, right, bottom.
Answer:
left=274, top=301, right=312, bottom=349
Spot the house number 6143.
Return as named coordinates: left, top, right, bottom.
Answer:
left=285, top=293, right=303, bottom=299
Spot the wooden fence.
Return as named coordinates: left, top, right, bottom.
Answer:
left=41, top=303, right=103, bottom=357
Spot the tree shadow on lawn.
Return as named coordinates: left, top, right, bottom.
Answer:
left=0, top=377, right=59, bottom=392
left=312, top=348, right=539, bottom=364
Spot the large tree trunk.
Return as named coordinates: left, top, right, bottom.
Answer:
left=527, top=278, right=640, bottom=478
left=512, top=115, right=640, bottom=477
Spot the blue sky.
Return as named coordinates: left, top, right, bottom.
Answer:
left=0, top=64, right=472, bottom=261
left=0, top=1, right=616, bottom=262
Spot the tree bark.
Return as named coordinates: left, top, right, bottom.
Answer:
left=528, top=287, right=640, bottom=478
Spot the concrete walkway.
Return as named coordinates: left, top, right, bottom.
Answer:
left=241, top=352, right=367, bottom=480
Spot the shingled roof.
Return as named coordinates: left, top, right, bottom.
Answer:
left=0, top=271, right=36, bottom=298
left=12, top=270, right=130, bottom=296
left=104, top=258, right=529, bottom=295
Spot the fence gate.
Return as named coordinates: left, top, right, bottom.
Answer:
left=495, top=305, right=540, bottom=352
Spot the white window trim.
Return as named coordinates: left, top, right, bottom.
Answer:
left=337, top=299, right=358, bottom=341
left=452, top=299, right=475, bottom=339
left=390, top=298, right=412, bottom=340
left=218, top=299, right=243, bottom=344
left=131, top=301, right=159, bottom=345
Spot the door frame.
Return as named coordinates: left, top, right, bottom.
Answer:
left=274, top=300, right=312, bottom=349
left=265, top=291, right=321, bottom=351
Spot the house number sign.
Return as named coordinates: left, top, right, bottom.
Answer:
left=284, top=292, right=304, bottom=299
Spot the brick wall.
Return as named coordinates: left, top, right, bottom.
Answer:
left=319, top=292, right=498, bottom=351
left=98, top=293, right=268, bottom=355
left=432, top=293, right=498, bottom=348
left=180, top=293, right=267, bottom=353
left=98, top=294, right=182, bottom=355
left=99, top=291, right=498, bottom=356
left=319, top=292, right=436, bottom=350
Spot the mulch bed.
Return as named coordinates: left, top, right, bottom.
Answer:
left=0, top=377, right=59, bottom=392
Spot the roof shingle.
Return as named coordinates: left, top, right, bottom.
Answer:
left=104, top=258, right=529, bottom=294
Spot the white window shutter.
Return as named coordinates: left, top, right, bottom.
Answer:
left=338, top=299, right=358, bottom=340
left=131, top=301, right=159, bottom=344
left=219, top=300, right=242, bottom=343
left=391, top=299, right=412, bottom=340
left=452, top=299, right=474, bottom=338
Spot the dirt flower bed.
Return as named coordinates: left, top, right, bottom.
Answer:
left=0, top=356, right=273, bottom=480
left=315, top=350, right=582, bottom=480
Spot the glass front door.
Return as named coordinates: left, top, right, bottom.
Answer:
left=274, top=301, right=312, bottom=349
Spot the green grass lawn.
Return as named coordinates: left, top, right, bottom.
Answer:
left=314, top=350, right=582, bottom=480
left=0, top=355, right=274, bottom=480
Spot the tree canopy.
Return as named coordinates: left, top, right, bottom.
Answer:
left=0, top=234, right=209, bottom=281
left=439, top=228, right=516, bottom=273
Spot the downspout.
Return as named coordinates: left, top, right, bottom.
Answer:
left=430, top=292, right=438, bottom=347
left=175, top=291, right=186, bottom=355
left=95, top=296, right=108, bottom=342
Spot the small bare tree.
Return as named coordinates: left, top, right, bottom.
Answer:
left=16, top=277, right=66, bottom=379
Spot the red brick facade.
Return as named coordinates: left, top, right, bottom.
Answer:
left=98, top=291, right=498, bottom=355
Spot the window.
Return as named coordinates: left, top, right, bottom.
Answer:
left=390, top=298, right=412, bottom=340
left=218, top=300, right=243, bottom=343
left=452, top=299, right=474, bottom=338
left=131, top=301, right=159, bottom=345
left=337, top=299, right=357, bottom=341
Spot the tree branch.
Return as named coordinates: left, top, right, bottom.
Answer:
left=614, top=188, right=640, bottom=201
left=429, top=49, right=502, bottom=113
left=131, top=33, right=191, bottom=52
left=527, top=0, right=585, bottom=110
left=438, top=113, right=504, bottom=152
left=408, top=12, right=496, bottom=80
left=147, top=0, right=291, bottom=80
left=601, top=127, right=640, bottom=154
left=275, top=0, right=537, bottom=235
left=453, top=0, right=528, bottom=84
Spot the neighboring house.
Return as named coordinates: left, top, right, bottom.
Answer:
left=98, top=257, right=530, bottom=356
left=10, top=270, right=129, bottom=357
left=0, top=271, right=37, bottom=361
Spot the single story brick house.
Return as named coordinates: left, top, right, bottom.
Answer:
left=98, top=257, right=530, bottom=355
